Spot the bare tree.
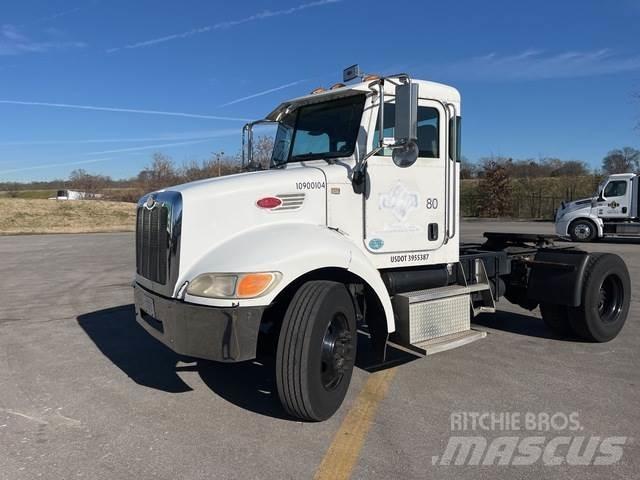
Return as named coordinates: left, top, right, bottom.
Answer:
left=460, top=156, right=477, bottom=179
left=478, top=158, right=512, bottom=217
left=68, top=169, right=111, bottom=195
left=252, top=136, right=275, bottom=169
left=139, top=153, right=179, bottom=192
left=602, top=147, right=640, bottom=174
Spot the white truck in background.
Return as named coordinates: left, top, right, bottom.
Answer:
left=133, top=67, right=631, bottom=421
left=555, top=173, right=640, bottom=241
left=48, top=189, right=103, bottom=200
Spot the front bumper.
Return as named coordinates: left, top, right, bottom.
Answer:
left=133, top=283, right=264, bottom=362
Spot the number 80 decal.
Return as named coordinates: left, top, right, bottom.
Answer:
left=425, top=198, right=439, bottom=209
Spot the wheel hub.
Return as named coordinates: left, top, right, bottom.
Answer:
left=575, top=223, right=591, bottom=240
left=597, top=274, right=623, bottom=323
left=321, top=314, right=353, bottom=390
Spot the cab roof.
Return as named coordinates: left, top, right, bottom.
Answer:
left=265, top=77, right=461, bottom=122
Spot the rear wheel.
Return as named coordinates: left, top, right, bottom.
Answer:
left=276, top=280, right=357, bottom=421
left=569, top=253, right=630, bottom=342
left=569, top=219, right=597, bottom=242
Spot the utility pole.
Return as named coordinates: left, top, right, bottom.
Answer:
left=214, top=151, right=224, bottom=177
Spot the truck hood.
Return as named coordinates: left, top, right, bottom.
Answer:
left=163, top=164, right=328, bottom=285
left=560, top=197, right=593, bottom=213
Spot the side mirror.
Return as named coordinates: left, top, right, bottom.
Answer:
left=392, top=82, right=419, bottom=168
left=392, top=140, right=419, bottom=168
left=394, top=83, right=418, bottom=145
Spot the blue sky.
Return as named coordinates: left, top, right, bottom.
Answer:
left=1, top=0, right=639, bottom=181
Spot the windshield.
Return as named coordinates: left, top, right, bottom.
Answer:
left=271, top=94, right=365, bottom=167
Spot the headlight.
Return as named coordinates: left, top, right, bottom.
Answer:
left=186, top=272, right=281, bottom=299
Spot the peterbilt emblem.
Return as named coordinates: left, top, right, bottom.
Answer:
left=145, top=195, right=157, bottom=210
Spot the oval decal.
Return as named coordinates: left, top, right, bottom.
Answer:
left=369, top=238, right=384, bottom=250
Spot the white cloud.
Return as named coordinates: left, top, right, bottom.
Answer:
left=0, top=129, right=239, bottom=146
left=86, top=138, right=218, bottom=155
left=0, top=157, right=113, bottom=175
left=0, top=100, right=251, bottom=121
left=0, top=24, right=86, bottom=55
left=33, top=7, right=83, bottom=25
left=218, top=80, right=307, bottom=107
left=107, top=0, right=341, bottom=53
left=436, top=49, right=640, bottom=81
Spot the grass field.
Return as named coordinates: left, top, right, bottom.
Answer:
left=0, top=189, right=57, bottom=199
left=0, top=198, right=136, bottom=235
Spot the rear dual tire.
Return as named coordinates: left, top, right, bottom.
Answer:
left=540, top=253, right=630, bottom=342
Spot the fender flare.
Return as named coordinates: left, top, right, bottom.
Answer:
left=179, top=223, right=396, bottom=332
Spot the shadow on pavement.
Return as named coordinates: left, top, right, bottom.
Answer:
left=78, top=305, right=413, bottom=419
left=78, top=304, right=294, bottom=419
left=78, top=305, right=193, bottom=393
left=557, top=237, right=640, bottom=245
left=472, top=309, right=580, bottom=341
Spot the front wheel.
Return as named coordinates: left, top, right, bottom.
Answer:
left=569, top=253, right=630, bottom=342
left=276, top=281, right=357, bottom=421
left=569, top=219, right=597, bottom=242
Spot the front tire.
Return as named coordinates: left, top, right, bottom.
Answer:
left=276, top=281, right=357, bottom=421
left=569, top=253, right=630, bottom=342
left=569, top=219, right=597, bottom=242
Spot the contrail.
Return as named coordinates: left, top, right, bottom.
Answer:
left=218, top=80, right=307, bottom=107
left=87, top=138, right=216, bottom=155
left=0, top=129, right=239, bottom=146
left=107, top=0, right=341, bottom=52
left=0, top=100, right=251, bottom=121
left=0, top=157, right=113, bottom=175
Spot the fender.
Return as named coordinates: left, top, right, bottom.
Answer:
left=179, top=223, right=396, bottom=332
left=559, top=210, right=604, bottom=238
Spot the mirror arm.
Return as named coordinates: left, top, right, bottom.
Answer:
left=353, top=140, right=413, bottom=183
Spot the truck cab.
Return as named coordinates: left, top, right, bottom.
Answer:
left=133, top=69, right=630, bottom=421
left=555, top=173, right=639, bottom=241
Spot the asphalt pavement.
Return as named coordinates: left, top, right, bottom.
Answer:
left=0, top=221, right=638, bottom=479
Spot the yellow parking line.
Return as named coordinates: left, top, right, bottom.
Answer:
left=314, top=368, right=397, bottom=480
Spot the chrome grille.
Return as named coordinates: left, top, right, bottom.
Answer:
left=136, top=191, right=182, bottom=293
left=136, top=203, right=169, bottom=284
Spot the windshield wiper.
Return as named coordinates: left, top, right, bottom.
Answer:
left=290, top=153, right=329, bottom=161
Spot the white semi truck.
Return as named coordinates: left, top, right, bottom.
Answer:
left=133, top=68, right=631, bottom=421
left=555, top=173, right=640, bottom=241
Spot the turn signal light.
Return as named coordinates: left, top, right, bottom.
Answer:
left=237, top=273, right=277, bottom=298
left=187, top=272, right=281, bottom=299
left=256, top=197, right=282, bottom=209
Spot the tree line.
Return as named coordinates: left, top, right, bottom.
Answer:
left=1, top=142, right=638, bottom=217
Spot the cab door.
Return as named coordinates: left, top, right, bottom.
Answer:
left=363, top=99, right=447, bottom=256
left=599, top=179, right=631, bottom=219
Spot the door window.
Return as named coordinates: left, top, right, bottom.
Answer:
left=604, top=181, right=627, bottom=198
left=373, top=103, right=440, bottom=158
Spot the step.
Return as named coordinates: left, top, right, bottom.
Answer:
left=410, top=329, right=487, bottom=356
left=400, top=283, right=489, bottom=303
